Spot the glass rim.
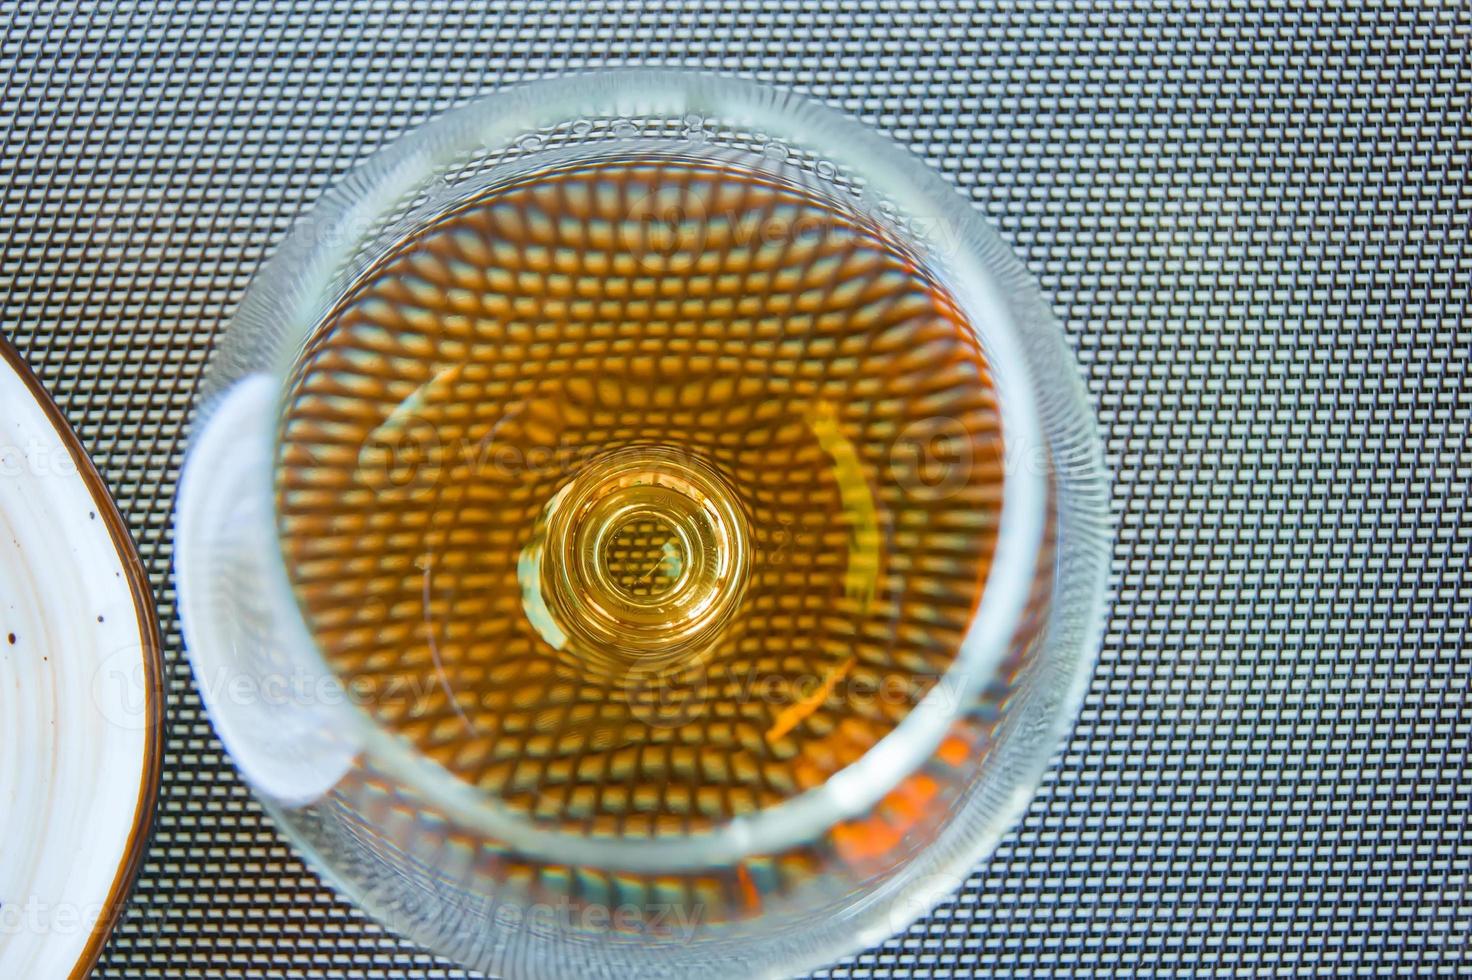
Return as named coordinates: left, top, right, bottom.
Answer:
left=237, top=67, right=1051, bottom=871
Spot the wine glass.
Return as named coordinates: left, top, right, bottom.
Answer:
left=174, top=69, right=1110, bottom=979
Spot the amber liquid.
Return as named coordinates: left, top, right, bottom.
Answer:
left=276, top=153, right=1005, bottom=839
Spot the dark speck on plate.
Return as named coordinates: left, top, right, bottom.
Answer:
left=6, top=633, right=14, bottom=645
left=97, top=615, right=105, bottom=623
left=89, top=511, right=96, bottom=520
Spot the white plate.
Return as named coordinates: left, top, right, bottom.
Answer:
left=0, top=337, right=163, bottom=979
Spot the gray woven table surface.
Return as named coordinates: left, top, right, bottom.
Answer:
left=5, top=2, right=1470, bottom=977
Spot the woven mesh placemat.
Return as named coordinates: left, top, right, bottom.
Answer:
left=5, top=2, right=1469, bottom=977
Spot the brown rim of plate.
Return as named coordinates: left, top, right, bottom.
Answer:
left=0, top=334, right=165, bottom=980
